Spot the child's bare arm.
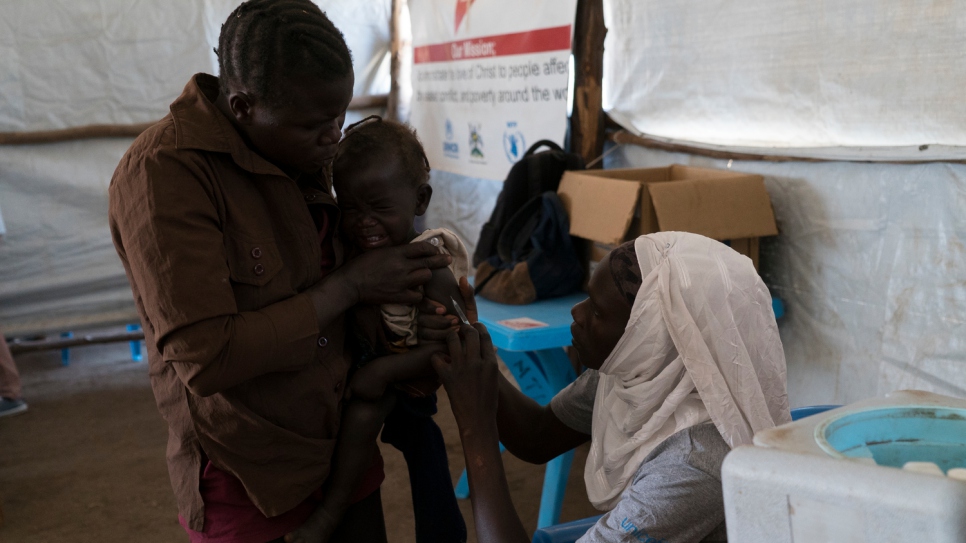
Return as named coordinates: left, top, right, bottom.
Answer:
left=422, top=266, right=464, bottom=333
left=349, top=342, right=446, bottom=401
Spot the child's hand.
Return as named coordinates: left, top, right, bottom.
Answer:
left=416, top=298, right=459, bottom=341
left=347, top=365, right=388, bottom=402
left=417, top=275, right=478, bottom=341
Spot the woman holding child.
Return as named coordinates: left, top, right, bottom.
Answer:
left=434, top=232, right=791, bottom=543
left=110, top=1, right=457, bottom=542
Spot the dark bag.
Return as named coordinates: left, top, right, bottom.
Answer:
left=474, top=191, right=584, bottom=305
left=472, top=140, right=585, bottom=267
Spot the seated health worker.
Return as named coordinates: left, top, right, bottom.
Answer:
left=432, top=232, right=791, bottom=543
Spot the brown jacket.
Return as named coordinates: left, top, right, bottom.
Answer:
left=109, top=74, right=348, bottom=531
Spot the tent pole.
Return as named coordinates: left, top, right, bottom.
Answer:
left=569, top=0, right=607, bottom=168
left=0, top=95, right=389, bottom=146
left=387, top=0, right=404, bottom=122
left=9, top=331, right=145, bottom=355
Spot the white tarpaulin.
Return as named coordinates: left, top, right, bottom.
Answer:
left=602, top=0, right=966, bottom=154
left=0, top=0, right=391, bottom=336
left=604, top=147, right=966, bottom=406
left=0, top=141, right=138, bottom=336
left=409, top=0, right=576, bottom=181
left=597, top=0, right=966, bottom=405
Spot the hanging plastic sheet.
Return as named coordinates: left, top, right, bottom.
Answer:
left=603, top=146, right=966, bottom=406
left=0, top=0, right=391, bottom=335
left=601, top=0, right=966, bottom=153
left=595, top=0, right=966, bottom=405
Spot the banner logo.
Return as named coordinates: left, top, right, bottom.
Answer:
left=443, top=119, right=459, bottom=158
left=468, top=123, right=485, bottom=162
left=503, top=121, right=525, bottom=163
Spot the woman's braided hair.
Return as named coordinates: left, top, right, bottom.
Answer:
left=333, top=116, right=432, bottom=188
left=216, top=0, right=353, bottom=105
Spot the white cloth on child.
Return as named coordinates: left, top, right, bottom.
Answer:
left=380, top=228, right=469, bottom=347
left=585, top=232, right=790, bottom=510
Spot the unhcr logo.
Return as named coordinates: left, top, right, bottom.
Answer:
left=619, top=518, right=666, bottom=543
left=443, top=119, right=459, bottom=158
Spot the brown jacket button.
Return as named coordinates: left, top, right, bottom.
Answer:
left=253, top=263, right=265, bottom=275
left=317, top=336, right=328, bottom=348
left=251, top=247, right=262, bottom=259
left=304, top=193, right=316, bottom=202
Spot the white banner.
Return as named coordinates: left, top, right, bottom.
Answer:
left=409, top=0, right=577, bottom=181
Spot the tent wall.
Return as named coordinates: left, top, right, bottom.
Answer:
left=596, top=0, right=966, bottom=406
left=0, top=0, right=391, bottom=336
left=604, top=146, right=966, bottom=406
left=422, top=171, right=500, bottom=260
left=602, top=0, right=966, bottom=152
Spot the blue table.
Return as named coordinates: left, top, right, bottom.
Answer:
left=454, top=291, right=588, bottom=529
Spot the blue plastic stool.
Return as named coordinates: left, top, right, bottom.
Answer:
left=531, top=515, right=603, bottom=543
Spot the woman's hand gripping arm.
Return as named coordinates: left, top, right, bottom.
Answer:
left=426, top=278, right=589, bottom=463
left=431, top=323, right=531, bottom=543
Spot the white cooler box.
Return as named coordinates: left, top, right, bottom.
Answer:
left=722, top=390, right=966, bottom=543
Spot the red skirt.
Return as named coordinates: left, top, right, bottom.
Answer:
left=179, top=453, right=385, bottom=543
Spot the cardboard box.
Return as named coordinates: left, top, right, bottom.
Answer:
left=557, top=165, right=778, bottom=277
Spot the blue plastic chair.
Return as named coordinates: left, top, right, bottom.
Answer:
left=790, top=404, right=840, bottom=421
left=530, top=405, right=843, bottom=543
left=531, top=515, right=603, bottom=543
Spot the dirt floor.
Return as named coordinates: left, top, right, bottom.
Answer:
left=0, top=330, right=599, bottom=543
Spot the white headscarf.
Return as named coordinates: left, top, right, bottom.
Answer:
left=585, top=232, right=790, bottom=510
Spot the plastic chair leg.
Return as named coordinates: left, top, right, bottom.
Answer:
left=60, top=331, right=72, bottom=366
left=538, top=448, right=575, bottom=528
left=454, top=468, right=470, bottom=499
left=127, top=323, right=143, bottom=362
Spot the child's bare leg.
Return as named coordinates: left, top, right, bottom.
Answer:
left=285, top=393, right=395, bottom=543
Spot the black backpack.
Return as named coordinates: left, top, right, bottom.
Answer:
left=472, top=140, right=585, bottom=267
left=473, top=141, right=586, bottom=304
